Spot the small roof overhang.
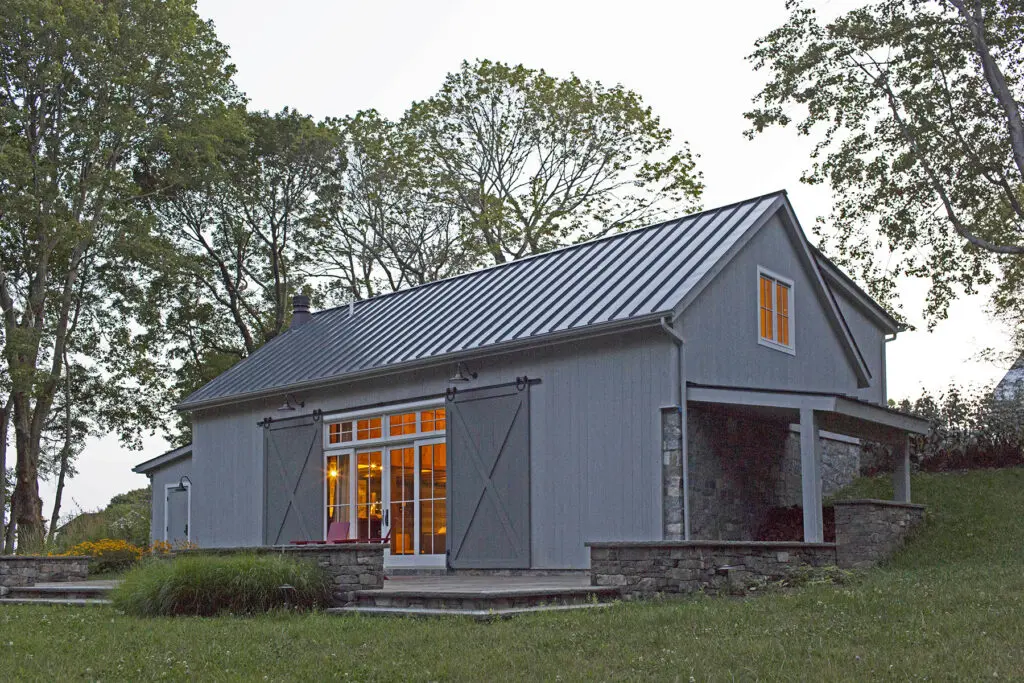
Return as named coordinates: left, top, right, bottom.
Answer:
left=687, top=383, right=929, bottom=443
left=132, top=443, right=193, bottom=475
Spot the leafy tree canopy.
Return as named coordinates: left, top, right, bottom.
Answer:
left=746, top=0, right=1024, bottom=337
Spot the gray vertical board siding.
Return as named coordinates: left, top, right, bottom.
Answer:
left=148, top=457, right=192, bottom=544
left=188, top=328, right=671, bottom=567
left=263, top=415, right=325, bottom=545
left=447, top=384, right=531, bottom=569
left=190, top=409, right=262, bottom=547
left=680, top=215, right=863, bottom=394
left=830, top=292, right=887, bottom=404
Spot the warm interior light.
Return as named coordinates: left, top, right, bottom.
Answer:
left=328, top=469, right=338, bottom=478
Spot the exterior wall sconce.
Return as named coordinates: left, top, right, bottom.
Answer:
left=173, top=475, right=192, bottom=493
left=278, top=393, right=305, bottom=412
left=449, top=361, right=478, bottom=383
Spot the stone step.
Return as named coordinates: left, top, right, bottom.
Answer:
left=0, top=597, right=111, bottom=607
left=4, top=584, right=114, bottom=601
left=328, top=601, right=615, bottom=621
left=351, top=586, right=619, bottom=611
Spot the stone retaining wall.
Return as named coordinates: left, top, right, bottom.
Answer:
left=587, top=541, right=837, bottom=598
left=0, top=556, right=89, bottom=591
left=591, top=499, right=927, bottom=597
left=834, top=499, right=926, bottom=569
left=178, top=544, right=384, bottom=606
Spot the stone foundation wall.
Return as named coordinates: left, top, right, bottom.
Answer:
left=0, top=556, right=89, bottom=590
left=587, top=541, right=837, bottom=598
left=687, top=408, right=790, bottom=540
left=179, top=544, right=384, bottom=606
left=778, top=431, right=862, bottom=506
left=680, top=409, right=865, bottom=540
left=662, top=408, right=684, bottom=540
left=834, top=500, right=926, bottom=569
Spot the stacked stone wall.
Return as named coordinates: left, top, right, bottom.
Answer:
left=0, top=556, right=89, bottom=592
left=179, top=544, right=384, bottom=606
left=588, top=541, right=836, bottom=598
left=834, top=500, right=925, bottom=569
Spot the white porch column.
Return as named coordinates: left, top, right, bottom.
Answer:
left=893, top=434, right=911, bottom=503
left=799, top=408, right=824, bottom=543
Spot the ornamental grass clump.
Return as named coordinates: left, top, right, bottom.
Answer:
left=112, top=554, right=332, bottom=617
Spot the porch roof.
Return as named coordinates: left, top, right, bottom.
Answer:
left=686, top=383, right=929, bottom=442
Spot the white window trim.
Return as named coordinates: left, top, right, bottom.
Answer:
left=757, top=266, right=796, bottom=356
left=163, top=481, right=191, bottom=543
left=323, top=398, right=445, bottom=451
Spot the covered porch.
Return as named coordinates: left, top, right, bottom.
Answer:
left=681, top=383, right=930, bottom=543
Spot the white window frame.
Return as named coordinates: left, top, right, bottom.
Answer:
left=322, top=399, right=447, bottom=568
left=163, top=480, right=191, bottom=543
left=322, top=398, right=446, bottom=451
left=757, top=266, right=796, bottom=356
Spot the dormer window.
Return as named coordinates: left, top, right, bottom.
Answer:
left=758, top=268, right=794, bottom=354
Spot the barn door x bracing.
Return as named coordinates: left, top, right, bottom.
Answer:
left=263, top=413, right=323, bottom=545
left=447, top=383, right=530, bottom=569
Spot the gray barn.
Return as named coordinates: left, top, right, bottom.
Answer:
left=135, top=191, right=927, bottom=570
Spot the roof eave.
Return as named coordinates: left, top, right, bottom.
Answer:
left=175, top=313, right=670, bottom=414
left=132, top=444, right=193, bottom=475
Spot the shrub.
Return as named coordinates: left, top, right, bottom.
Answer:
left=59, top=539, right=145, bottom=574
left=112, top=554, right=332, bottom=616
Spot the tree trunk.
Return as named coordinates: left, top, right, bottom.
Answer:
left=2, top=517, right=13, bottom=554
left=11, top=396, right=45, bottom=553
left=47, top=366, right=73, bottom=544
left=0, top=396, right=11, bottom=554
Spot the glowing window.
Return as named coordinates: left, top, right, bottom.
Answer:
left=389, top=412, right=417, bottom=437
left=328, top=421, right=353, bottom=444
left=357, top=417, right=382, bottom=440
left=420, top=408, right=446, bottom=433
left=758, top=270, right=793, bottom=351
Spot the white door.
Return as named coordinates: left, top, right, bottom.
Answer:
left=165, top=484, right=190, bottom=544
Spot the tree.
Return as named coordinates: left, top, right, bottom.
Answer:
left=150, top=108, right=339, bottom=437
left=746, top=0, right=1024, bottom=330
left=409, top=60, right=704, bottom=266
left=0, top=0, right=238, bottom=550
left=308, top=110, right=472, bottom=302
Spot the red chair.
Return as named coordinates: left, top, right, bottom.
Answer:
left=326, top=521, right=350, bottom=543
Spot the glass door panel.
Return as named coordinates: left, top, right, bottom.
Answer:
left=325, top=454, right=351, bottom=539
left=389, top=447, right=415, bottom=555
left=419, top=443, right=447, bottom=555
left=356, top=450, right=383, bottom=540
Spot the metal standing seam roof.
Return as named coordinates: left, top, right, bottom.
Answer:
left=178, top=192, right=795, bottom=410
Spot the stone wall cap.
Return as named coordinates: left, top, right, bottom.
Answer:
left=585, top=540, right=837, bottom=549
left=179, top=544, right=384, bottom=555
left=832, top=498, right=926, bottom=510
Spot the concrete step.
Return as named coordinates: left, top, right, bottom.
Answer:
left=4, top=584, right=113, bottom=601
left=351, top=585, right=620, bottom=611
left=0, top=597, right=111, bottom=607
left=328, top=601, right=615, bottom=621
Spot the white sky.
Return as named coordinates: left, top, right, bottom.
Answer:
left=40, top=0, right=1014, bottom=515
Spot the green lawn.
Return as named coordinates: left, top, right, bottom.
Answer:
left=3, top=469, right=1024, bottom=681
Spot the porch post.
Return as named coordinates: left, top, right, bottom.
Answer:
left=893, top=433, right=911, bottom=503
left=799, top=408, right=824, bottom=543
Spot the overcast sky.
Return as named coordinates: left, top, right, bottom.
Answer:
left=41, top=0, right=1014, bottom=515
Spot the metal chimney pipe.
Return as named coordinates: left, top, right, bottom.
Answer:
left=291, top=294, right=311, bottom=328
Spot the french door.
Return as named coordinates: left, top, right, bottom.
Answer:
left=326, top=438, right=446, bottom=567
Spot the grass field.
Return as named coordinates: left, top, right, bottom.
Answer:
left=2, top=469, right=1023, bottom=681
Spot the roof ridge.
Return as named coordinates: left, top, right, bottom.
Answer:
left=312, top=190, right=790, bottom=318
